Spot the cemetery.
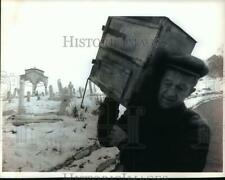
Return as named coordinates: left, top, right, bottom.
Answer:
left=1, top=17, right=223, bottom=172
left=2, top=68, right=120, bottom=172
left=1, top=66, right=223, bottom=172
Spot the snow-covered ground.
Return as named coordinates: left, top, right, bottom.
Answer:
left=185, top=76, right=223, bottom=109
left=3, top=96, right=61, bottom=114
left=1, top=76, right=223, bottom=172
left=2, top=95, right=119, bottom=172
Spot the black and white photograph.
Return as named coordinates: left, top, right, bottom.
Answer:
left=1, top=0, right=224, bottom=178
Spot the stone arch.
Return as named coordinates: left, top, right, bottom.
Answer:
left=18, top=68, right=48, bottom=114
left=20, top=68, right=48, bottom=96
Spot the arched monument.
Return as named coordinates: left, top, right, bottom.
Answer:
left=20, top=67, right=48, bottom=95
left=18, top=67, right=48, bottom=114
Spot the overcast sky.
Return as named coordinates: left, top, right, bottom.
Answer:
left=2, top=0, right=224, bottom=91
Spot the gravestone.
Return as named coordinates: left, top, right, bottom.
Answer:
left=13, top=88, right=17, bottom=98
left=58, top=87, right=71, bottom=115
left=63, top=87, right=69, bottom=96
left=27, top=91, right=31, bottom=102
left=16, top=89, right=20, bottom=97
left=35, top=91, right=39, bottom=96
left=68, top=82, right=73, bottom=98
left=37, top=93, right=41, bottom=100
left=57, top=79, right=63, bottom=95
left=45, top=86, right=48, bottom=96
left=79, top=87, right=83, bottom=98
left=49, top=85, right=54, bottom=99
left=7, top=91, right=12, bottom=103
left=72, top=88, right=76, bottom=96
left=18, top=79, right=25, bottom=114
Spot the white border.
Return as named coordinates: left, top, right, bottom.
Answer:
left=1, top=0, right=225, bottom=178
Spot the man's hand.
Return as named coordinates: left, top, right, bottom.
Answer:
left=97, top=97, right=120, bottom=146
left=108, top=125, right=127, bottom=146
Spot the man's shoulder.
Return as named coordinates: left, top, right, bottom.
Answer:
left=183, top=108, right=210, bottom=130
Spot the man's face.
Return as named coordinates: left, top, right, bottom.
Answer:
left=158, top=68, right=197, bottom=109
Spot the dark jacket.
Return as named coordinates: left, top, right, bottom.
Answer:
left=98, top=98, right=210, bottom=172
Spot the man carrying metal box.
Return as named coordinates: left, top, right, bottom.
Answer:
left=97, top=53, right=210, bottom=172
left=90, top=17, right=210, bottom=172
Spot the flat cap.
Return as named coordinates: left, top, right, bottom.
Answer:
left=164, top=54, right=209, bottom=78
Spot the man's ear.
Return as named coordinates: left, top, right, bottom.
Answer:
left=189, top=88, right=196, bottom=95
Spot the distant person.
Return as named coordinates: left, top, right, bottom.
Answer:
left=98, top=53, right=210, bottom=172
